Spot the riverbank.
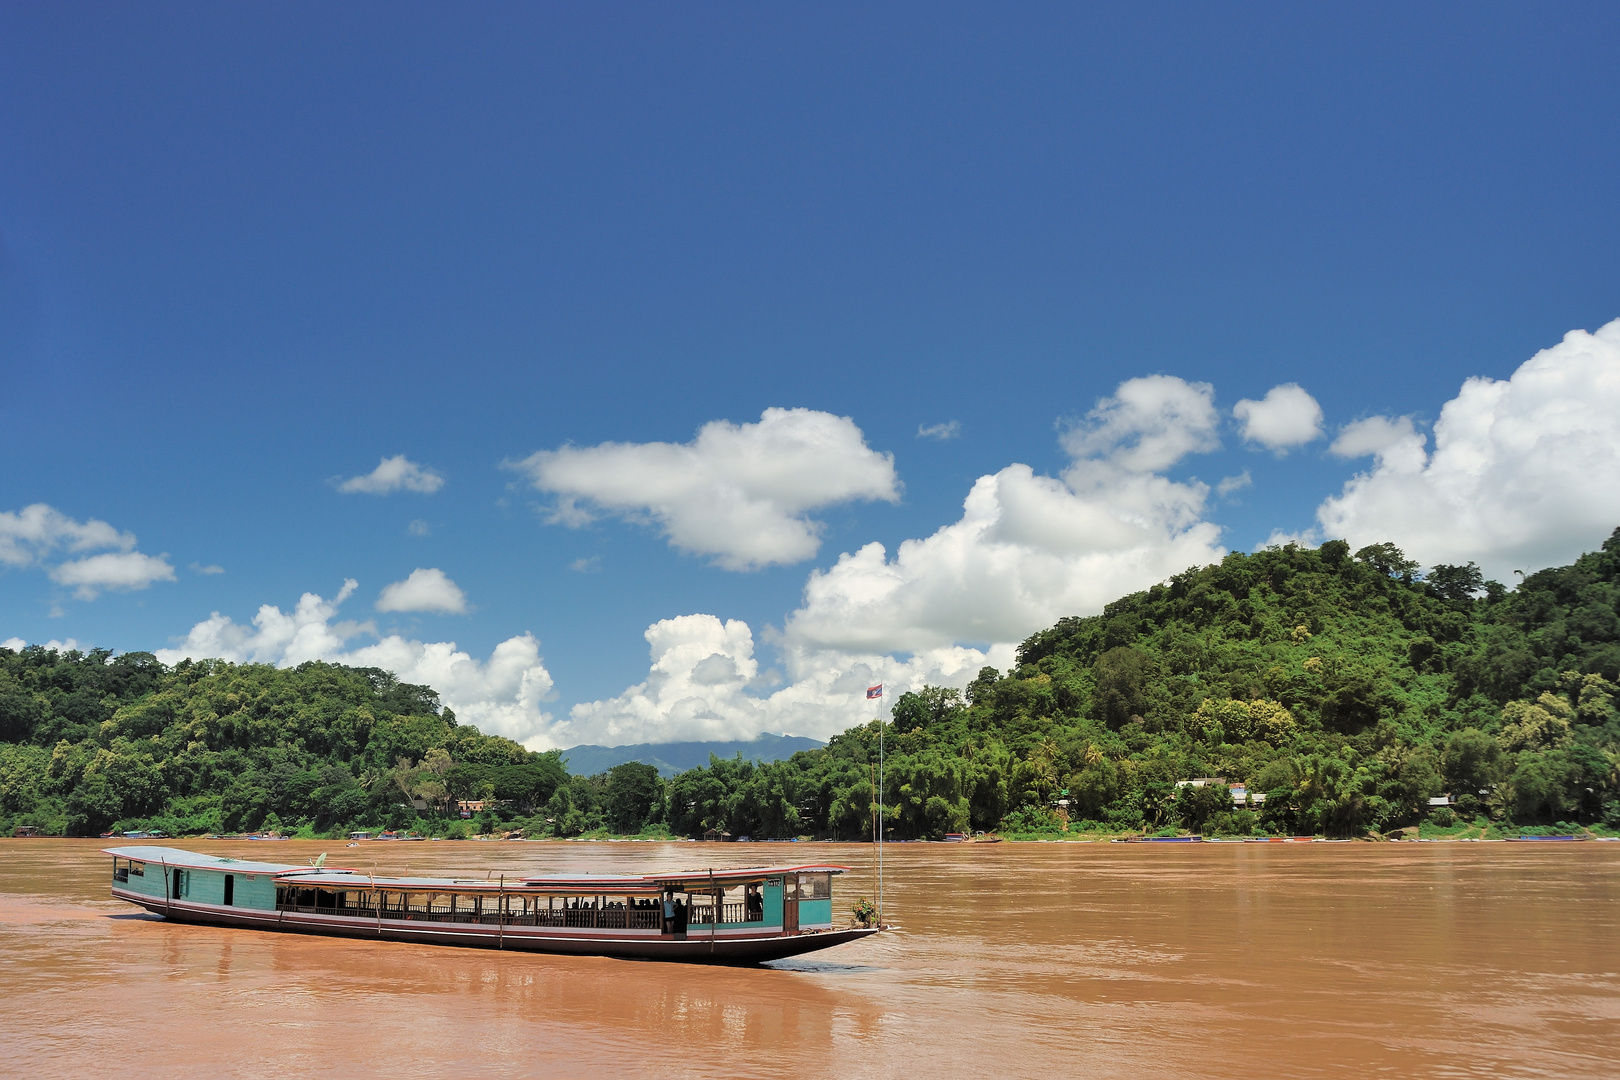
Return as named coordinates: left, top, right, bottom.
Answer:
left=64, top=818, right=1620, bottom=846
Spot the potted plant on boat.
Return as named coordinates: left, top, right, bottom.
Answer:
left=851, top=896, right=877, bottom=927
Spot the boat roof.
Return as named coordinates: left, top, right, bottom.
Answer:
left=519, top=865, right=852, bottom=891
left=104, top=846, right=850, bottom=892
left=103, top=845, right=303, bottom=876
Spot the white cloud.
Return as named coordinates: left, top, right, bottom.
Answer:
left=1217, top=470, right=1253, bottom=497
left=1060, top=374, right=1219, bottom=472
left=1233, top=383, right=1324, bottom=452
left=407, top=519, right=431, bottom=537
left=917, top=420, right=961, bottom=440
left=1262, top=529, right=1319, bottom=550
left=337, top=455, right=445, bottom=495
left=1328, top=415, right=1425, bottom=465
left=569, top=555, right=601, bottom=573
left=0, top=504, right=174, bottom=599
left=1315, top=318, right=1620, bottom=580
left=508, top=407, right=901, bottom=571
left=190, top=562, right=225, bottom=575
left=0, top=637, right=82, bottom=653
left=563, top=615, right=766, bottom=744
left=760, top=639, right=1016, bottom=743
left=0, top=503, right=133, bottom=567
left=49, top=552, right=176, bottom=599
left=783, top=376, right=1226, bottom=656
left=563, top=375, right=1226, bottom=744
left=155, top=581, right=556, bottom=747
left=376, top=568, right=469, bottom=615
left=557, top=613, right=1014, bottom=745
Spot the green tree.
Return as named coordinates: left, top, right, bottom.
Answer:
left=603, top=762, right=663, bottom=833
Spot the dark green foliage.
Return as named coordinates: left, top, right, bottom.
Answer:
left=603, top=762, right=664, bottom=833
left=891, top=687, right=964, bottom=734
left=1093, top=647, right=1151, bottom=729
left=1176, top=782, right=1232, bottom=833
left=0, top=649, right=542, bottom=837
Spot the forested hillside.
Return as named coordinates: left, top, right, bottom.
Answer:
left=666, top=530, right=1620, bottom=839
left=4, top=531, right=1619, bottom=839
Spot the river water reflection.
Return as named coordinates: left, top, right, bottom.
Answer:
left=3, top=838, right=1617, bottom=1078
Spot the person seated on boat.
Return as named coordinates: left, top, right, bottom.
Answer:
left=674, top=898, right=688, bottom=935
left=745, top=885, right=763, bottom=922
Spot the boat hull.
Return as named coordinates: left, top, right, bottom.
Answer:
left=112, top=886, right=882, bottom=964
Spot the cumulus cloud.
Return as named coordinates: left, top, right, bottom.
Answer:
left=917, top=420, right=961, bottom=440
left=1315, top=318, right=1620, bottom=580
left=0, top=504, right=130, bottom=564
left=563, top=615, right=766, bottom=744
left=337, top=455, right=445, bottom=495
left=1233, top=383, right=1324, bottom=452
left=1060, top=374, right=1219, bottom=472
left=557, top=613, right=1014, bottom=744
left=0, top=503, right=175, bottom=599
left=1, top=637, right=82, bottom=653
left=49, top=552, right=176, bottom=599
left=782, top=376, right=1226, bottom=657
left=562, top=376, right=1225, bottom=743
left=1328, top=415, right=1424, bottom=464
left=508, top=407, right=901, bottom=571
left=155, top=581, right=555, bottom=747
left=376, top=568, right=469, bottom=614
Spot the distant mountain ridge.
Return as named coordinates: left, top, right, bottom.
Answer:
left=560, top=733, right=824, bottom=777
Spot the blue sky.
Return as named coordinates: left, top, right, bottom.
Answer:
left=3, top=4, right=1619, bottom=748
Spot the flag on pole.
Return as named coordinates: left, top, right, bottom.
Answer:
left=866, top=684, right=883, bottom=699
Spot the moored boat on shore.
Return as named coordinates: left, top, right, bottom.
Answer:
left=104, top=845, right=884, bottom=965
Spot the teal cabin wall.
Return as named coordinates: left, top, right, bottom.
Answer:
left=118, top=861, right=275, bottom=910
left=763, top=879, right=784, bottom=926
left=184, top=867, right=277, bottom=910
left=799, top=898, right=832, bottom=926
left=121, top=861, right=167, bottom=899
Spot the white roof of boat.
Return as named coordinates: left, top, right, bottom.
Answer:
left=103, top=846, right=852, bottom=889
left=103, top=845, right=301, bottom=875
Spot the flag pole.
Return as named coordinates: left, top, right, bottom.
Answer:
left=878, top=681, right=884, bottom=923
left=865, top=679, right=885, bottom=924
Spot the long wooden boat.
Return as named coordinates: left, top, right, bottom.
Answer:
left=105, top=845, right=884, bottom=965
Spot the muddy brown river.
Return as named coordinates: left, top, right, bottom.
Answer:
left=2, top=838, right=1617, bottom=1077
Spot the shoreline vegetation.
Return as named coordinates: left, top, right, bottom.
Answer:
left=5, top=531, right=1620, bottom=843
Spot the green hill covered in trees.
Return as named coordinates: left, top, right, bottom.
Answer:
left=4, top=531, right=1619, bottom=839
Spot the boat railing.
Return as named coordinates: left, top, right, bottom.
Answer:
left=688, top=901, right=748, bottom=926
left=273, top=896, right=664, bottom=930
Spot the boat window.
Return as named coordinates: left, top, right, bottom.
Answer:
left=130, top=861, right=145, bottom=877
left=797, top=873, right=830, bottom=900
